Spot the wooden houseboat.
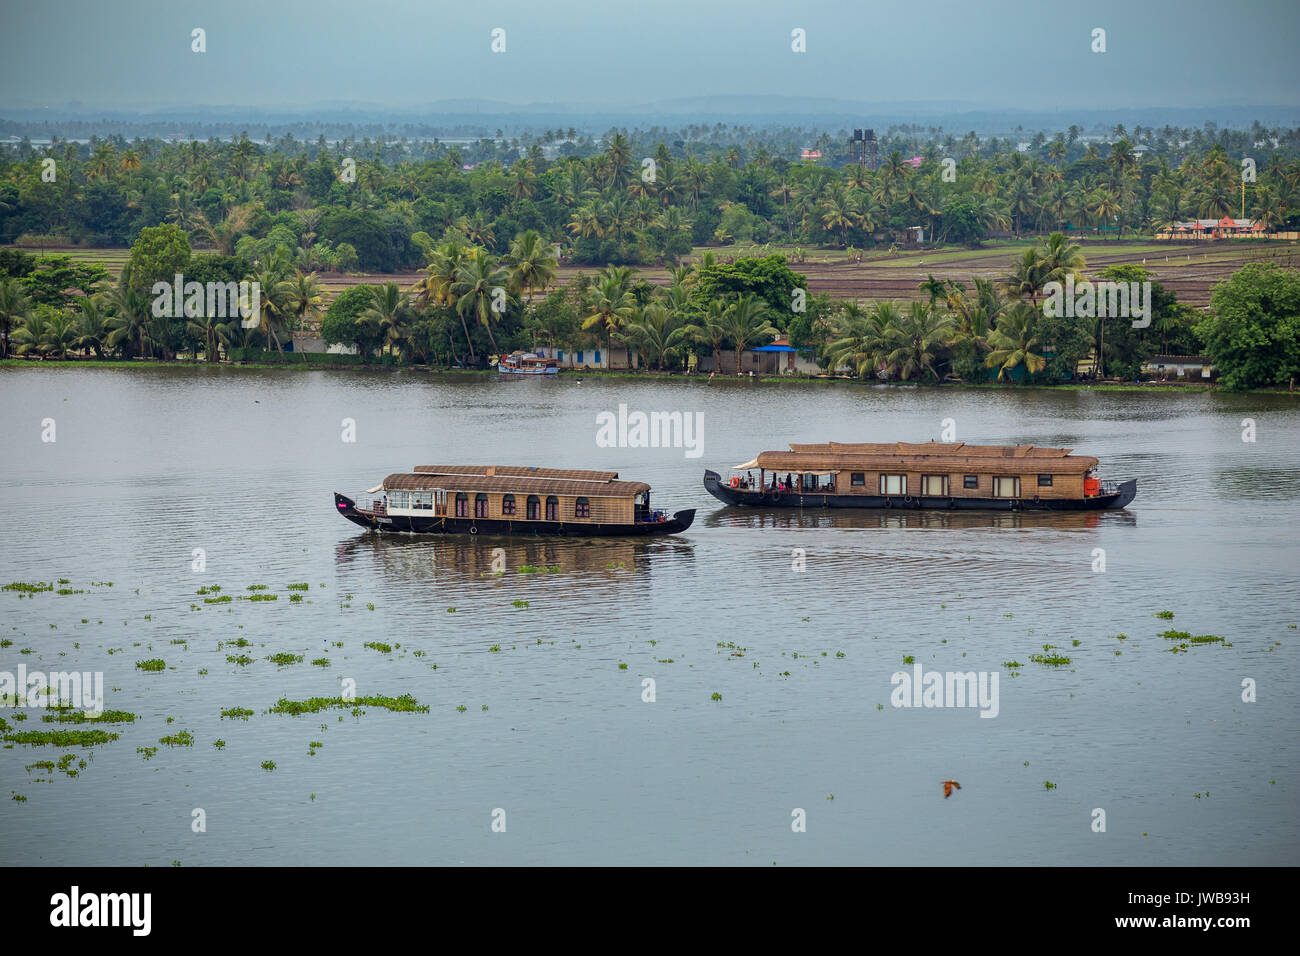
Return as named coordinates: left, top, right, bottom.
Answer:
left=704, top=441, right=1137, bottom=512
left=497, top=352, right=559, bottom=375
left=334, top=465, right=694, bottom=536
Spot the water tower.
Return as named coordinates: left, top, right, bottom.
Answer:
left=850, top=128, right=878, bottom=169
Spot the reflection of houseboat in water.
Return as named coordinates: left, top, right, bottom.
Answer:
left=335, top=465, right=694, bottom=537
left=334, top=533, right=694, bottom=582
left=705, top=441, right=1136, bottom=512
left=703, top=506, right=1134, bottom=531
left=497, top=352, right=559, bottom=375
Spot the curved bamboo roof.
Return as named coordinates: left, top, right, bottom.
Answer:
left=384, top=473, right=650, bottom=497
left=414, top=465, right=622, bottom=482
left=753, top=442, right=1097, bottom=475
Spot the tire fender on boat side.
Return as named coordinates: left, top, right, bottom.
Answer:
left=469, top=525, right=478, bottom=534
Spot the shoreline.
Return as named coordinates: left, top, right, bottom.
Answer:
left=3, top=358, right=1290, bottom=394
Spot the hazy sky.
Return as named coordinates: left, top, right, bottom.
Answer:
left=1, top=0, right=1298, bottom=112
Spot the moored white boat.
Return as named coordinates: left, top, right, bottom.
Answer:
left=498, top=352, right=559, bottom=374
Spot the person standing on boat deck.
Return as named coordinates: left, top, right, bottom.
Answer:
left=785, top=473, right=792, bottom=492
left=747, top=471, right=754, bottom=489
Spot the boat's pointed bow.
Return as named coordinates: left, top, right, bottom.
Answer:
left=671, top=508, right=697, bottom=532
left=1114, top=478, right=1138, bottom=509
left=703, top=469, right=735, bottom=505
left=334, top=492, right=375, bottom=529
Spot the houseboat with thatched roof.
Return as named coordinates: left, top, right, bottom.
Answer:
left=704, top=441, right=1136, bottom=512
left=334, top=465, right=695, bottom=536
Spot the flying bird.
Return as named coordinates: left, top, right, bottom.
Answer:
left=942, top=780, right=961, bottom=799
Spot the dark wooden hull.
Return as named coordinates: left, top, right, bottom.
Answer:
left=334, top=493, right=694, bottom=537
left=703, top=470, right=1137, bottom=512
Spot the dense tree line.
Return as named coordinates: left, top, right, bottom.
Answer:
left=4, top=225, right=1293, bottom=391
left=2, top=124, right=1298, bottom=271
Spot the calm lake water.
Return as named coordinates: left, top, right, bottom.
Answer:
left=1, top=367, right=1297, bottom=865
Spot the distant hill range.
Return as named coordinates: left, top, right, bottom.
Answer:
left=2, top=96, right=1298, bottom=139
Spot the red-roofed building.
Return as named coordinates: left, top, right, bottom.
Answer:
left=1157, top=217, right=1296, bottom=240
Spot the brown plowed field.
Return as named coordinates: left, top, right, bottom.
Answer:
left=18, top=239, right=1298, bottom=311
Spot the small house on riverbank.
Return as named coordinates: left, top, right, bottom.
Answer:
left=1142, top=354, right=1214, bottom=380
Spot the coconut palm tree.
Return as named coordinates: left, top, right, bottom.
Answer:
left=40, top=313, right=78, bottom=359
left=505, top=229, right=558, bottom=303
left=883, top=301, right=955, bottom=381
left=246, top=254, right=295, bottom=358
left=510, top=158, right=537, bottom=204
left=1001, top=247, right=1051, bottom=307
left=452, top=252, right=511, bottom=356
left=603, top=133, right=634, bottom=189
left=721, top=295, right=779, bottom=375
left=985, top=303, right=1047, bottom=382
left=416, top=240, right=478, bottom=362
left=1091, top=189, right=1122, bottom=239
left=770, top=177, right=796, bottom=238
left=87, top=142, right=117, bottom=180
left=362, top=282, right=413, bottom=356
left=1006, top=177, right=1036, bottom=234
left=681, top=157, right=709, bottom=209
left=103, top=265, right=153, bottom=358
left=820, top=185, right=861, bottom=247
left=464, top=210, right=496, bottom=249
left=946, top=276, right=1005, bottom=349
left=285, top=271, right=324, bottom=333
left=683, top=299, right=728, bottom=373
left=72, top=296, right=107, bottom=359
left=581, top=275, right=637, bottom=364
left=186, top=310, right=225, bottom=362
left=622, top=302, right=686, bottom=370
left=0, top=278, right=34, bottom=359
left=1039, top=232, right=1086, bottom=284
left=918, top=274, right=949, bottom=313
left=824, top=301, right=896, bottom=378
left=12, top=312, right=52, bottom=357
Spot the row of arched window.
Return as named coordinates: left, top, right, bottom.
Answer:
left=451, top=493, right=591, bottom=520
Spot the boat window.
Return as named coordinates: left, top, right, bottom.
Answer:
left=389, top=490, right=410, bottom=509
left=575, top=497, right=591, bottom=518
left=963, top=475, right=979, bottom=489
left=879, top=474, right=907, bottom=496
left=921, top=474, right=948, bottom=496
left=992, top=476, right=1021, bottom=498
left=411, top=491, right=432, bottom=510
left=475, top=493, right=489, bottom=518
left=526, top=495, right=540, bottom=520
left=545, top=496, right=559, bottom=521
left=455, top=493, right=469, bottom=517
left=850, top=472, right=865, bottom=486
left=1037, top=474, right=1053, bottom=487
left=502, top=494, right=516, bottom=515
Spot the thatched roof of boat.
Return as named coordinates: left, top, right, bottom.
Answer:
left=384, top=473, right=649, bottom=496
left=414, top=465, right=621, bottom=482
left=754, top=442, right=1097, bottom=475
